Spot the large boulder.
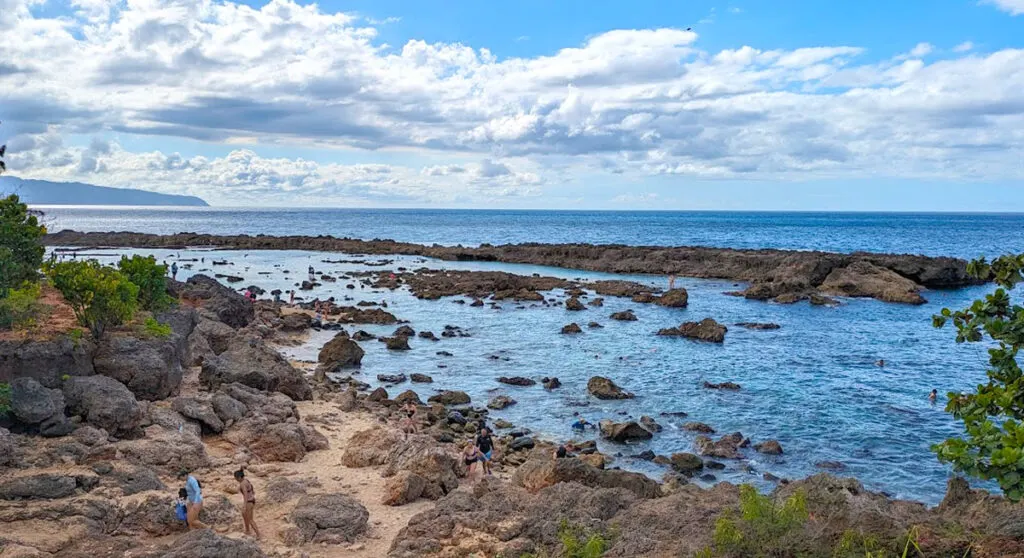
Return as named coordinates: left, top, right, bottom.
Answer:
left=670, top=453, right=704, bottom=474
left=62, top=375, right=143, bottom=436
left=118, top=427, right=211, bottom=474
left=155, top=529, right=266, bottom=558
left=428, top=390, right=471, bottom=406
left=171, top=396, right=225, bottom=433
left=247, top=423, right=328, bottom=462
left=695, top=432, right=746, bottom=459
left=663, top=318, right=727, bottom=343
left=599, top=420, right=654, bottom=442
left=382, top=471, right=427, bottom=506
left=382, top=435, right=461, bottom=500
left=201, top=337, right=312, bottom=400
left=318, top=332, right=364, bottom=369
left=0, top=334, right=95, bottom=388
left=92, top=333, right=182, bottom=401
left=565, top=297, right=585, bottom=311
left=9, top=377, right=70, bottom=436
left=512, top=452, right=660, bottom=499
left=0, top=474, right=79, bottom=500
left=820, top=260, right=927, bottom=305
left=587, top=376, right=634, bottom=400
left=175, top=274, right=254, bottom=328
left=610, top=310, right=638, bottom=321
left=194, top=318, right=236, bottom=355
left=655, top=288, right=689, bottom=308
left=280, top=312, right=312, bottom=332
left=288, top=493, right=369, bottom=544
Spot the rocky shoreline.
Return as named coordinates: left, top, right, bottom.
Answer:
left=44, top=230, right=984, bottom=304
left=2, top=271, right=1022, bottom=557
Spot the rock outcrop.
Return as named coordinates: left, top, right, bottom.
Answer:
left=62, top=375, right=144, bottom=436
left=173, top=274, right=254, bottom=328
left=201, top=337, right=311, bottom=400
left=0, top=333, right=95, bottom=388
left=820, top=260, right=927, bottom=304
left=659, top=318, right=727, bottom=343
left=318, top=332, right=364, bottom=369
left=587, top=376, right=634, bottom=400
left=93, top=333, right=183, bottom=401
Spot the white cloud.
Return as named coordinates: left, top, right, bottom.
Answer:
left=954, top=41, right=974, bottom=52
left=984, top=0, right=1024, bottom=15
left=909, top=42, right=933, bottom=58
left=0, top=0, right=1022, bottom=207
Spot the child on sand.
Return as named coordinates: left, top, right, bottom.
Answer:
left=234, top=469, right=261, bottom=539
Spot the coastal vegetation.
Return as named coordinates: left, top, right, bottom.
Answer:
left=933, top=253, right=1024, bottom=501
left=44, top=259, right=140, bottom=338
left=118, top=254, right=173, bottom=311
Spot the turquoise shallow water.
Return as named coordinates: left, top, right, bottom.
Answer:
left=69, top=245, right=1002, bottom=505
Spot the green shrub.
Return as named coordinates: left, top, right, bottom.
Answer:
left=69, top=328, right=84, bottom=347
left=0, top=281, right=46, bottom=329
left=143, top=316, right=172, bottom=338
left=117, top=255, right=174, bottom=311
left=0, top=194, right=46, bottom=296
left=45, top=259, right=139, bottom=337
left=558, top=520, right=610, bottom=558
left=698, top=485, right=809, bottom=558
left=0, top=382, right=11, bottom=415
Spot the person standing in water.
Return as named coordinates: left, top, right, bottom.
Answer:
left=929, top=389, right=938, bottom=402
left=668, top=274, right=676, bottom=290
left=171, top=261, right=178, bottom=280
left=234, top=469, right=261, bottom=539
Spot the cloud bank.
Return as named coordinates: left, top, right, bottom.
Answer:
left=1, top=0, right=1022, bottom=206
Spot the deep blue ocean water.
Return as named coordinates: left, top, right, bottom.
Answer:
left=41, top=207, right=1024, bottom=504
left=37, top=206, right=1024, bottom=259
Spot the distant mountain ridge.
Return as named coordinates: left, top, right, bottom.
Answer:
left=0, top=176, right=209, bottom=206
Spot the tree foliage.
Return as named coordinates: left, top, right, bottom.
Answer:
left=117, top=255, right=173, bottom=311
left=0, top=194, right=47, bottom=296
left=933, top=254, right=1024, bottom=501
left=0, top=281, right=46, bottom=330
left=44, top=259, right=139, bottom=337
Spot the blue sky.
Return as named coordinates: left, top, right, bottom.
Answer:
left=2, top=0, right=1023, bottom=208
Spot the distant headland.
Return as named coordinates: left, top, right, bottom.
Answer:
left=0, top=176, right=208, bottom=207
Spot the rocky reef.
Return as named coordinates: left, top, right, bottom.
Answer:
left=45, top=231, right=983, bottom=304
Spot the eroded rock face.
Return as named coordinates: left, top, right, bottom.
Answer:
left=93, top=333, right=182, bottom=401
left=288, top=493, right=369, bottom=544
left=512, top=452, right=660, bottom=499
left=695, top=432, right=746, bottom=459
left=201, top=337, right=311, bottom=401
left=820, top=260, right=927, bottom=304
left=587, top=376, right=633, bottom=400
left=9, top=378, right=70, bottom=436
left=0, top=334, right=95, bottom=388
left=0, top=474, right=79, bottom=500
left=62, top=375, right=143, bottom=436
left=382, top=471, right=427, bottom=506
left=173, top=274, right=254, bottom=328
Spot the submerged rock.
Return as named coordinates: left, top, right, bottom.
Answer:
left=655, top=288, right=689, bottom=308
left=560, top=323, right=583, bottom=334
left=610, top=310, right=638, bottom=321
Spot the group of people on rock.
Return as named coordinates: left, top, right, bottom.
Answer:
left=176, top=469, right=260, bottom=539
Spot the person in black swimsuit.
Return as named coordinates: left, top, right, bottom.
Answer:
left=475, top=426, right=494, bottom=476
left=462, top=442, right=483, bottom=481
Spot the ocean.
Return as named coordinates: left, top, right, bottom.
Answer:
left=40, top=207, right=1024, bottom=504
left=36, top=206, right=1024, bottom=259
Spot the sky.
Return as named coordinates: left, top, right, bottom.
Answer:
left=1, top=0, right=1022, bottom=209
